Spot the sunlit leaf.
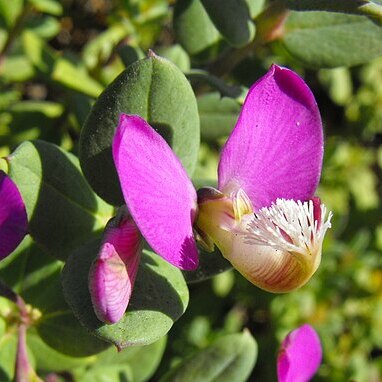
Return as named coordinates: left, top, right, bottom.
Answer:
left=280, top=11, right=382, bottom=68
left=28, top=0, right=63, bottom=16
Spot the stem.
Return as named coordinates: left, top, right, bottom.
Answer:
left=14, top=324, right=31, bottom=382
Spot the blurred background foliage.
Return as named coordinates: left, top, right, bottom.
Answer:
left=1, top=0, right=382, bottom=381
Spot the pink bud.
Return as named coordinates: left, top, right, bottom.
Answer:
left=89, top=213, right=142, bottom=324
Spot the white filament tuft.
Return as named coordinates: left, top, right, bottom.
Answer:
left=244, top=199, right=332, bottom=256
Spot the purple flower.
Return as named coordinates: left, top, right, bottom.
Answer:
left=196, top=64, right=331, bottom=292
left=277, top=324, right=322, bottom=382
left=0, top=170, right=28, bottom=260
left=90, top=64, right=332, bottom=323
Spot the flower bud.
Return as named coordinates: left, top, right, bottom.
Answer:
left=89, top=208, right=142, bottom=324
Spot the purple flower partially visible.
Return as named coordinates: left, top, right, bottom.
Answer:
left=0, top=171, right=28, bottom=260
left=277, top=324, right=322, bottom=382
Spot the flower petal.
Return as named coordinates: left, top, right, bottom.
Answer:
left=218, top=65, right=323, bottom=210
left=89, top=214, right=141, bottom=324
left=112, top=114, right=198, bottom=270
left=277, top=324, right=322, bottom=382
left=0, top=170, right=28, bottom=260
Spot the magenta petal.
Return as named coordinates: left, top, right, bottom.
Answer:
left=0, top=171, right=28, bottom=260
left=89, top=216, right=141, bottom=324
left=277, top=324, right=322, bottom=382
left=113, top=114, right=198, bottom=270
left=218, top=65, right=323, bottom=210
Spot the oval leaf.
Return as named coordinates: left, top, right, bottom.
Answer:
left=160, top=331, right=257, bottom=382
left=0, top=333, right=17, bottom=381
left=7, top=140, right=113, bottom=261
left=174, top=0, right=223, bottom=59
left=97, top=336, right=166, bottom=382
left=79, top=54, right=200, bottom=205
left=201, top=0, right=255, bottom=47
left=76, top=365, right=133, bottom=382
left=62, top=240, right=189, bottom=349
left=34, top=271, right=110, bottom=357
left=27, top=333, right=97, bottom=372
left=281, top=11, right=382, bottom=68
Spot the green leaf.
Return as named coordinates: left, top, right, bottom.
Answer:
left=28, top=0, right=63, bottom=16
left=73, top=337, right=166, bottom=382
left=318, top=67, right=353, bottom=105
left=52, top=58, right=104, bottom=98
left=160, top=331, right=257, bottom=382
left=0, top=316, right=5, bottom=338
left=95, top=336, right=167, bottom=382
left=62, top=240, right=189, bottom=349
left=0, top=101, right=64, bottom=149
left=22, top=30, right=56, bottom=73
left=11, top=100, right=63, bottom=117
left=27, top=332, right=97, bottom=372
left=67, top=93, right=93, bottom=132
left=283, top=0, right=382, bottom=23
left=117, top=45, right=145, bottom=68
left=246, top=0, right=266, bottom=18
left=75, top=365, right=134, bottom=382
left=192, top=144, right=219, bottom=183
left=23, top=31, right=103, bottom=97
left=83, top=22, right=134, bottom=69
left=173, top=0, right=223, bottom=59
left=1, top=55, right=35, bottom=82
left=26, top=16, right=61, bottom=39
left=157, top=44, right=191, bottom=72
left=7, top=140, right=113, bottom=261
left=0, top=0, right=23, bottom=28
left=33, top=270, right=110, bottom=357
left=280, top=11, right=382, bottom=68
left=0, top=332, right=18, bottom=381
left=79, top=54, right=200, bottom=205
left=200, top=0, right=255, bottom=47
left=0, top=236, right=62, bottom=295
left=198, top=92, right=241, bottom=141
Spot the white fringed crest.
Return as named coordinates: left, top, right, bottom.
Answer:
left=245, top=199, right=332, bottom=256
